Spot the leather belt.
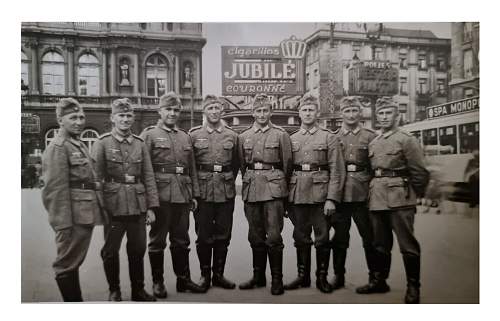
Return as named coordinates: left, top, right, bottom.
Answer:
left=105, top=174, right=141, bottom=184
left=198, top=164, right=232, bottom=173
left=346, top=164, right=366, bottom=172
left=373, top=168, right=409, bottom=177
left=246, top=162, right=282, bottom=170
left=293, top=164, right=329, bottom=172
left=153, top=164, right=188, bottom=175
left=70, top=181, right=102, bottom=190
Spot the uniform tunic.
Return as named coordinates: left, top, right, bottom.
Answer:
left=288, top=125, right=344, bottom=248
left=41, top=130, right=104, bottom=276
left=189, top=123, right=239, bottom=247
left=238, top=122, right=292, bottom=249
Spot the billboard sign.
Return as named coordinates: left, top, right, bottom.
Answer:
left=221, top=36, right=307, bottom=96
left=426, top=96, right=479, bottom=119
left=348, top=60, right=399, bottom=96
left=21, top=113, right=40, bottom=134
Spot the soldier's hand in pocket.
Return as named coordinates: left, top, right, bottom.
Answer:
left=146, top=209, right=156, bottom=225
left=324, top=200, right=336, bottom=217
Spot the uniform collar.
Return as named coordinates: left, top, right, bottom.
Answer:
left=253, top=122, right=271, bottom=133
left=112, top=128, right=133, bottom=144
left=299, top=125, right=318, bottom=135
left=381, top=128, right=398, bottom=139
left=342, top=124, right=361, bottom=136
left=205, top=123, right=224, bottom=134
left=58, top=129, right=84, bottom=148
left=158, top=120, right=178, bottom=133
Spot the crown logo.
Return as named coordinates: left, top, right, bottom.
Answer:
left=280, top=36, right=307, bottom=60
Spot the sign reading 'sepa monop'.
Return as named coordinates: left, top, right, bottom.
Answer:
left=221, top=36, right=307, bottom=96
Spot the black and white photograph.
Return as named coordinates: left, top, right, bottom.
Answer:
left=13, top=1, right=489, bottom=313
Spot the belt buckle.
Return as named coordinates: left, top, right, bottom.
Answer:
left=213, top=165, right=222, bottom=173
left=301, top=164, right=311, bottom=171
left=375, top=169, right=382, bottom=177
left=254, top=162, right=263, bottom=170
left=347, top=164, right=357, bottom=172
left=125, top=174, right=136, bottom=183
left=176, top=166, right=185, bottom=174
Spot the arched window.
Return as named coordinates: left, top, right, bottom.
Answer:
left=45, top=128, right=59, bottom=147
left=42, top=51, right=65, bottom=95
left=146, top=54, right=168, bottom=97
left=21, top=51, right=30, bottom=92
left=78, top=53, right=99, bottom=96
left=80, top=129, right=99, bottom=153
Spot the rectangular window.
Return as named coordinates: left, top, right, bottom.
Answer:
left=438, top=126, right=457, bottom=155
left=418, top=78, right=428, bottom=94
left=464, top=49, right=474, bottom=78
left=436, top=56, right=446, bottom=71
left=437, top=79, right=446, bottom=96
left=313, top=69, right=318, bottom=89
left=399, top=103, right=408, bottom=113
left=463, top=22, right=473, bottom=42
left=423, top=128, right=438, bottom=151
left=418, top=54, right=427, bottom=70
left=459, top=122, right=479, bottom=154
left=147, top=78, right=156, bottom=96
left=374, top=47, right=383, bottom=60
left=399, top=53, right=407, bottom=69
left=399, top=77, right=408, bottom=95
left=306, top=72, right=310, bottom=91
left=21, top=62, right=29, bottom=87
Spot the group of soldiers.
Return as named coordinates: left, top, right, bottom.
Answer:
left=41, top=91, right=429, bottom=304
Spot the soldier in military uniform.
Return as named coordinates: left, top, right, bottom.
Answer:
left=356, top=97, right=429, bottom=304
left=284, top=94, right=344, bottom=294
left=142, top=92, right=206, bottom=297
left=237, top=94, right=292, bottom=295
left=92, top=98, right=158, bottom=301
left=189, top=95, right=239, bottom=291
left=329, top=97, right=378, bottom=291
left=41, top=98, right=105, bottom=301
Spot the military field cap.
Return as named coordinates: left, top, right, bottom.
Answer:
left=111, top=98, right=134, bottom=114
left=203, top=95, right=223, bottom=109
left=252, top=94, right=272, bottom=110
left=297, top=93, right=319, bottom=110
left=340, top=96, right=363, bottom=111
left=56, top=97, right=83, bottom=118
left=375, top=97, right=398, bottom=113
left=159, top=92, right=182, bottom=109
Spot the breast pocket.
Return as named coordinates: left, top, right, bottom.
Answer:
left=222, top=140, right=235, bottom=160
left=105, top=150, right=124, bottom=176
left=313, top=144, right=328, bottom=163
left=152, top=140, right=171, bottom=160
left=69, top=157, right=90, bottom=180
left=194, top=139, right=209, bottom=157
left=263, top=140, right=280, bottom=163
left=243, top=141, right=253, bottom=163
left=385, top=147, right=404, bottom=168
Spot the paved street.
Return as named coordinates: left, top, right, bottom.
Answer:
left=22, top=188, right=479, bottom=303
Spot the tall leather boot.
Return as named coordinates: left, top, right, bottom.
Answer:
left=129, top=256, right=156, bottom=301
left=197, top=244, right=212, bottom=291
left=268, top=247, right=284, bottom=295
left=239, top=247, right=267, bottom=289
left=148, top=251, right=167, bottom=298
left=212, top=246, right=236, bottom=289
left=364, top=245, right=378, bottom=284
left=356, top=251, right=391, bottom=294
left=316, top=247, right=333, bottom=293
left=55, top=270, right=83, bottom=302
left=103, top=256, right=122, bottom=301
left=403, top=254, right=421, bottom=304
left=331, top=247, right=347, bottom=290
left=171, top=248, right=207, bottom=293
left=284, top=246, right=311, bottom=290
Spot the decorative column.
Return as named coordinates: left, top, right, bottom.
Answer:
left=133, top=51, right=139, bottom=95
left=196, top=54, right=201, bottom=96
left=101, top=48, right=108, bottom=95
left=66, top=45, right=75, bottom=95
left=110, top=47, right=117, bottom=96
left=174, top=53, right=180, bottom=93
left=29, top=40, right=39, bottom=95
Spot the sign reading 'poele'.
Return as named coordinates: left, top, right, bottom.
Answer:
left=221, top=36, right=307, bottom=95
left=348, top=60, right=399, bottom=96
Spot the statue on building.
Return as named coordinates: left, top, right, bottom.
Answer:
left=119, top=58, right=130, bottom=86
left=183, top=62, right=192, bottom=88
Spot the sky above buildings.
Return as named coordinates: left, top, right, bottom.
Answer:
left=201, top=22, right=451, bottom=95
